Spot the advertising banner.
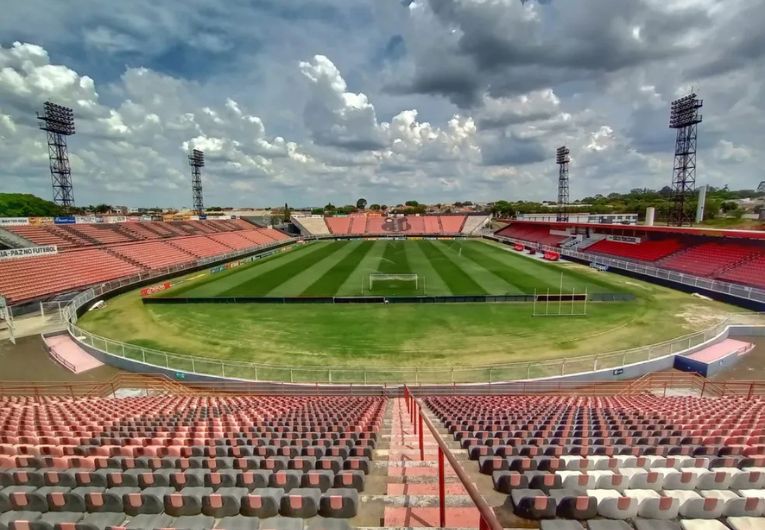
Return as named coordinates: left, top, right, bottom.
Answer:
left=0, top=217, right=29, bottom=226
left=29, top=217, right=54, bottom=226
left=0, top=245, right=58, bottom=261
left=606, top=235, right=641, bottom=244
left=54, top=216, right=76, bottom=225
left=140, top=281, right=172, bottom=297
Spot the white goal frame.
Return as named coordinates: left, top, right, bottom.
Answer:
left=368, top=273, right=419, bottom=291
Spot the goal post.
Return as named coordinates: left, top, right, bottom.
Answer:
left=368, top=273, right=419, bottom=292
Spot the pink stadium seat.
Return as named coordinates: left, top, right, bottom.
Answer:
left=348, top=215, right=367, bottom=234
left=110, top=241, right=197, bottom=270
left=0, top=249, right=141, bottom=304
left=325, top=217, right=351, bottom=234
left=439, top=216, right=466, bottom=234
left=167, top=236, right=236, bottom=258
left=423, top=217, right=440, bottom=234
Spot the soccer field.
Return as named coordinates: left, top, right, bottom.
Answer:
left=161, top=239, right=624, bottom=298
left=77, top=238, right=734, bottom=382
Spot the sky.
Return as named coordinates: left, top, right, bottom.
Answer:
left=0, top=0, right=763, bottom=209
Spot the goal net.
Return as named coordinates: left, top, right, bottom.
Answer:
left=368, top=273, right=419, bottom=291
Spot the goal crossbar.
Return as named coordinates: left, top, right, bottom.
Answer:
left=369, top=273, right=419, bottom=290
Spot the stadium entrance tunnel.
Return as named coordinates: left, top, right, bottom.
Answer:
left=141, top=293, right=636, bottom=305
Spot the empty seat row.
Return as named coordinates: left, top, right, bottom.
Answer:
left=1, top=468, right=366, bottom=492
left=0, top=485, right=358, bottom=518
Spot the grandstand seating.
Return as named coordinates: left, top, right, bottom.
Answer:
left=423, top=216, right=440, bottom=234
left=718, top=256, right=765, bottom=289
left=1, top=226, right=80, bottom=250
left=349, top=215, right=367, bottom=235
left=586, top=239, right=686, bottom=262
left=496, top=223, right=569, bottom=247
left=426, top=394, right=765, bottom=525
left=325, top=217, right=351, bottom=235
left=461, top=215, right=489, bottom=234
left=0, top=222, right=292, bottom=304
left=321, top=215, right=469, bottom=236
left=0, top=395, right=384, bottom=529
left=0, top=249, right=140, bottom=303
left=3, top=220, right=263, bottom=251
left=364, top=217, right=385, bottom=234
left=659, top=243, right=763, bottom=278
left=110, top=242, right=197, bottom=271
left=405, top=216, right=425, bottom=234
left=440, top=215, right=466, bottom=233
left=292, top=216, right=331, bottom=236
left=207, top=232, right=259, bottom=251
left=168, top=237, right=237, bottom=258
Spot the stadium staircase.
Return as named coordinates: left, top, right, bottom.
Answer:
left=383, top=397, right=481, bottom=527
left=102, top=247, right=145, bottom=270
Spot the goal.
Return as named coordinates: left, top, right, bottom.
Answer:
left=368, top=273, right=419, bottom=292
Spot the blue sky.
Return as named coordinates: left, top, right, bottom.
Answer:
left=0, top=0, right=763, bottom=208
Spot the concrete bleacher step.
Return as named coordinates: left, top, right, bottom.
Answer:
left=383, top=397, right=483, bottom=528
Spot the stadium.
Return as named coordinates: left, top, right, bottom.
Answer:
left=2, top=2, right=765, bottom=530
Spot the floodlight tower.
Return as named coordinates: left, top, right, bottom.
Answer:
left=668, top=93, right=703, bottom=226
left=189, top=149, right=205, bottom=216
left=37, top=102, right=76, bottom=209
left=556, top=146, right=570, bottom=222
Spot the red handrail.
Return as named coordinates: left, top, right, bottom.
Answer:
left=405, top=386, right=502, bottom=530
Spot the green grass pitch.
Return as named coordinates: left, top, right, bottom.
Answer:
left=78, top=239, right=732, bottom=382
left=161, top=239, right=624, bottom=298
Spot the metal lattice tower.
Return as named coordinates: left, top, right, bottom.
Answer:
left=668, top=93, right=703, bottom=226
left=556, top=146, right=570, bottom=222
left=189, top=149, right=205, bottom=216
left=37, top=102, right=76, bottom=209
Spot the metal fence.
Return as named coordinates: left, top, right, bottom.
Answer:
left=65, top=307, right=763, bottom=384
left=488, top=234, right=765, bottom=303
left=53, top=235, right=765, bottom=385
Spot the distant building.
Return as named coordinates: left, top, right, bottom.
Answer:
left=517, top=212, right=638, bottom=225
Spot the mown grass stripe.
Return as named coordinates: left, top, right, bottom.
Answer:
left=459, top=243, right=538, bottom=294
left=431, top=241, right=512, bottom=294
left=301, top=241, right=375, bottom=296
left=419, top=240, right=487, bottom=294
left=337, top=241, right=388, bottom=296
left=404, top=240, right=450, bottom=295
left=370, top=240, right=420, bottom=295
left=168, top=243, right=317, bottom=297
left=219, top=242, right=344, bottom=296
left=471, top=241, right=620, bottom=293
left=271, top=240, right=363, bottom=296
left=378, top=240, right=411, bottom=273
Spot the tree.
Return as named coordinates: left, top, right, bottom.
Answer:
left=356, top=198, right=367, bottom=210
left=311, top=208, right=324, bottom=215
left=0, top=193, right=65, bottom=217
left=284, top=202, right=291, bottom=220
left=92, top=204, right=112, bottom=214
left=369, top=203, right=381, bottom=211
left=405, top=200, right=419, bottom=207
left=324, top=203, right=336, bottom=212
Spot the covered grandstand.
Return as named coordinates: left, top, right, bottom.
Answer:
left=494, top=221, right=765, bottom=291
left=291, top=214, right=489, bottom=237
